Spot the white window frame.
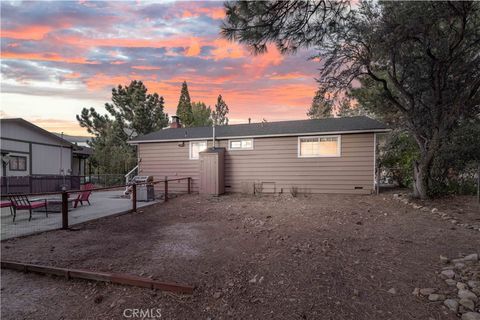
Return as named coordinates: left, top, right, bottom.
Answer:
left=189, top=140, right=207, bottom=160
left=227, top=139, right=254, bottom=151
left=297, top=135, right=341, bottom=158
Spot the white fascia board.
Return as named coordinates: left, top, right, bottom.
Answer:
left=127, top=128, right=391, bottom=145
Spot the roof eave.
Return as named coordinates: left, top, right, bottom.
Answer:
left=128, top=128, right=391, bottom=145
left=1, top=118, right=74, bottom=147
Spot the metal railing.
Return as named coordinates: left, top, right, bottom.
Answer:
left=1, top=177, right=192, bottom=239
left=124, top=165, right=139, bottom=185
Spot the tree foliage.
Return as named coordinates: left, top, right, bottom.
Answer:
left=176, top=81, right=194, bottom=127
left=223, top=1, right=480, bottom=198
left=378, top=131, right=419, bottom=188
left=337, top=100, right=367, bottom=118
left=77, top=80, right=168, bottom=174
left=307, top=90, right=334, bottom=119
left=430, top=118, right=480, bottom=195
left=212, top=94, right=229, bottom=125
left=222, top=0, right=349, bottom=54
left=192, top=102, right=213, bottom=127
left=379, top=118, right=480, bottom=195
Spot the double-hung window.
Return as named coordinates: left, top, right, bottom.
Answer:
left=228, top=139, right=253, bottom=150
left=298, top=135, right=341, bottom=157
left=189, top=141, right=207, bottom=159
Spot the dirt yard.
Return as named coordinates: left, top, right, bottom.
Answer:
left=1, top=193, right=479, bottom=320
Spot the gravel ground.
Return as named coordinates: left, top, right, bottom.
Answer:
left=1, top=193, right=479, bottom=320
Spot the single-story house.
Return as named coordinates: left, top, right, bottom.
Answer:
left=129, top=116, right=389, bottom=195
left=0, top=118, right=91, bottom=192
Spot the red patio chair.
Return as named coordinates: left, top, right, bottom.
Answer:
left=73, top=183, right=93, bottom=208
left=9, top=195, right=47, bottom=222
left=1, top=200, right=13, bottom=215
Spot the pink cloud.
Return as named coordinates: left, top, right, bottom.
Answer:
left=2, top=51, right=99, bottom=64
left=1, top=25, right=55, bottom=40
left=131, top=66, right=162, bottom=71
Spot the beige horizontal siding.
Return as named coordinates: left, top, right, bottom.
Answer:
left=138, top=142, right=199, bottom=193
left=138, top=133, right=375, bottom=194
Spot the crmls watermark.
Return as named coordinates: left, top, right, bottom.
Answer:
left=123, top=308, right=162, bottom=319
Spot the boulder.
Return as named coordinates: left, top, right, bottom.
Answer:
left=420, top=288, right=437, bottom=295
left=440, top=255, right=449, bottom=264
left=458, top=289, right=478, bottom=302
left=428, top=294, right=446, bottom=302
left=463, top=254, right=478, bottom=262
left=462, top=312, right=480, bottom=320
left=445, top=279, right=457, bottom=286
left=459, top=298, right=475, bottom=311
left=444, top=299, right=459, bottom=313
left=458, top=282, right=469, bottom=290
left=455, top=262, right=466, bottom=269
left=441, top=269, right=456, bottom=279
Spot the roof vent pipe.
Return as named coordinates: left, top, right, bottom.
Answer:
left=212, top=124, right=216, bottom=149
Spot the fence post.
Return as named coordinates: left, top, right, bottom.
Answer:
left=187, top=177, right=191, bottom=194
left=132, top=183, right=137, bottom=213
left=61, top=191, right=69, bottom=229
left=164, top=176, right=168, bottom=202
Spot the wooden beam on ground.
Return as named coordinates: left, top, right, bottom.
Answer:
left=1, top=261, right=194, bottom=295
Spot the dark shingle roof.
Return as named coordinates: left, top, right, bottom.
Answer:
left=129, top=116, right=388, bottom=143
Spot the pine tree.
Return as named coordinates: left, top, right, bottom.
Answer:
left=76, top=80, right=167, bottom=174
left=306, top=91, right=333, bottom=119
left=212, top=94, right=229, bottom=125
left=192, top=101, right=213, bottom=126
left=176, top=81, right=194, bottom=127
left=105, top=80, right=168, bottom=136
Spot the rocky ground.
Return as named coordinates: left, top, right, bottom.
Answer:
left=390, top=192, right=480, bottom=232
left=413, top=253, right=480, bottom=320
left=1, top=192, right=479, bottom=320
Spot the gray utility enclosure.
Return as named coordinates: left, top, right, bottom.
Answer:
left=199, top=148, right=225, bottom=196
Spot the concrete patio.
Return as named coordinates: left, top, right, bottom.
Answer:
left=0, top=190, right=159, bottom=240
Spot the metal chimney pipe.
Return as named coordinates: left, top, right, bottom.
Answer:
left=212, top=125, right=216, bottom=149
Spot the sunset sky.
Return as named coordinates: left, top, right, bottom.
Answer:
left=1, top=1, right=320, bottom=135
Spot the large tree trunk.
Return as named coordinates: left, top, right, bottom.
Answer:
left=413, top=159, right=429, bottom=199
left=412, top=131, right=442, bottom=199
